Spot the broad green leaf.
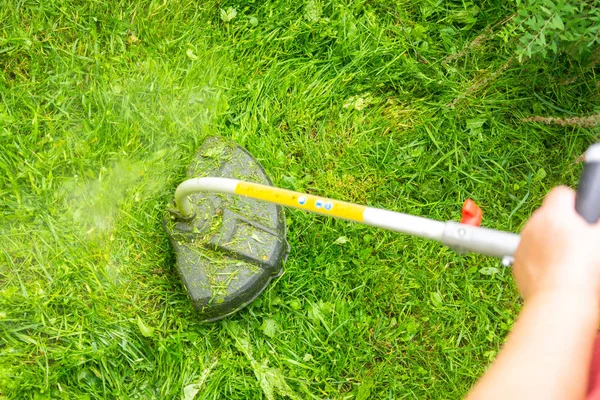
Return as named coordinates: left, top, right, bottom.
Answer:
left=539, top=6, right=551, bottom=15
left=534, top=167, right=547, bottom=182
left=553, top=14, right=564, bottom=30
left=260, top=318, right=278, bottom=338
left=183, top=384, right=201, bottom=400
left=305, top=0, right=322, bottom=22
left=136, top=316, right=154, bottom=338
left=479, top=267, right=500, bottom=275
left=357, top=379, right=374, bottom=400
left=220, top=7, right=237, bottom=22
left=185, top=49, right=198, bottom=60
left=334, top=236, right=349, bottom=245
left=430, top=292, right=443, bottom=308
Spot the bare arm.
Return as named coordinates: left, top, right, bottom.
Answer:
left=468, top=187, right=600, bottom=400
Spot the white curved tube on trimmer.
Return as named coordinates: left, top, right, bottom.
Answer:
left=174, top=177, right=520, bottom=259
left=175, top=177, right=239, bottom=216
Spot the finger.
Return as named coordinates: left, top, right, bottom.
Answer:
left=542, top=185, right=576, bottom=210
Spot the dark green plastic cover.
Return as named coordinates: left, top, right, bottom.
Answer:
left=164, top=137, right=289, bottom=322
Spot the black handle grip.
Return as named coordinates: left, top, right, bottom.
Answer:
left=575, top=144, right=600, bottom=224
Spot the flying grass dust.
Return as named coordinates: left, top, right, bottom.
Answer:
left=60, top=160, right=145, bottom=239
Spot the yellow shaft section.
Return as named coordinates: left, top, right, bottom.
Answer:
left=235, top=181, right=366, bottom=222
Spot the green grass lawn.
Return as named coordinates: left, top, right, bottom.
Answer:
left=1, top=1, right=599, bottom=398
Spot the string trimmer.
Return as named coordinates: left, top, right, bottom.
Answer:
left=164, top=137, right=600, bottom=322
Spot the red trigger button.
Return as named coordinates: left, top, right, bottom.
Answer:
left=461, top=199, right=482, bottom=226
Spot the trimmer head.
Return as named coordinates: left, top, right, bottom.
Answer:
left=164, top=137, right=288, bottom=322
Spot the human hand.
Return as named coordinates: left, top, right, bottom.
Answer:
left=513, top=186, right=600, bottom=303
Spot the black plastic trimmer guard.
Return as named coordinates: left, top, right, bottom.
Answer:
left=164, top=137, right=289, bottom=322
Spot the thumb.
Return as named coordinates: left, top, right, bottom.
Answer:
left=542, top=186, right=576, bottom=211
